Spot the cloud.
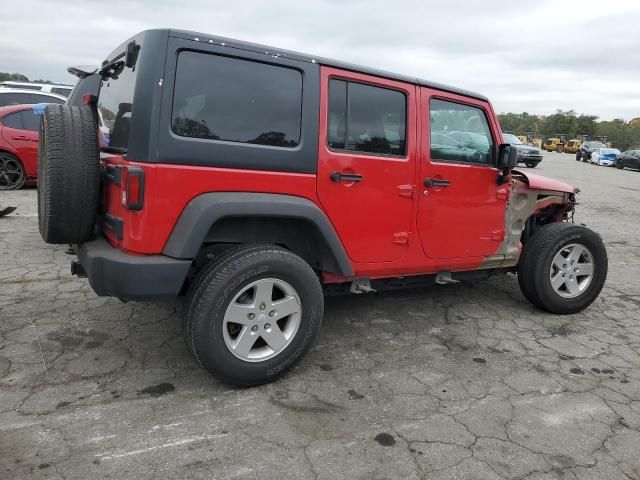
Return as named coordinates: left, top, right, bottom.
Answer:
left=0, top=0, right=638, bottom=119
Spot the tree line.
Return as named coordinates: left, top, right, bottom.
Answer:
left=498, top=110, right=640, bottom=151
left=0, top=71, right=57, bottom=85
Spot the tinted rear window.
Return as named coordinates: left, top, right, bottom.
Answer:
left=327, top=79, right=406, bottom=156
left=1, top=111, right=23, bottom=129
left=21, top=110, right=41, bottom=131
left=172, top=51, right=303, bottom=148
left=98, top=63, right=137, bottom=151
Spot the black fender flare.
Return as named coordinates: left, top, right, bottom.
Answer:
left=162, top=192, right=354, bottom=276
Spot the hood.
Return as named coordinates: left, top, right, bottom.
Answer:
left=512, top=169, right=576, bottom=193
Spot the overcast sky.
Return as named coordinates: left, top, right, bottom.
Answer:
left=1, top=0, right=638, bottom=120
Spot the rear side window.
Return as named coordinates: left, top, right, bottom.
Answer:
left=328, top=79, right=406, bottom=156
left=20, top=111, right=41, bottom=132
left=0, top=93, right=30, bottom=106
left=429, top=99, right=494, bottom=164
left=172, top=51, right=302, bottom=148
left=36, top=95, right=65, bottom=105
left=98, top=63, right=138, bottom=152
left=1, top=111, right=23, bottom=129
left=51, top=87, right=70, bottom=97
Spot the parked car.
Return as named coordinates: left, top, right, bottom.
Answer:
left=615, top=149, right=640, bottom=170
left=37, top=29, right=608, bottom=386
left=0, top=104, right=45, bottom=189
left=0, top=81, right=73, bottom=97
left=0, top=88, right=66, bottom=107
left=576, top=141, right=606, bottom=162
left=590, top=148, right=620, bottom=166
left=502, top=133, right=543, bottom=167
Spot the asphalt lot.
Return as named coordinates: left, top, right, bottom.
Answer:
left=1, top=152, right=639, bottom=479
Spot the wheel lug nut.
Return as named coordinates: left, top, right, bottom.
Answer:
left=268, top=310, right=275, bottom=317
left=563, top=264, right=567, bottom=268
left=260, top=303, right=266, bottom=310
left=562, top=273, right=566, bottom=278
left=264, top=323, right=271, bottom=330
left=248, top=313, right=255, bottom=320
left=251, top=325, right=258, bottom=332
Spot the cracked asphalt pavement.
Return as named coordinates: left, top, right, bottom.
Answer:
left=1, top=152, right=639, bottom=479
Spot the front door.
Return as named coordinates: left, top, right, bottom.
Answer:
left=417, top=89, right=508, bottom=260
left=317, top=67, right=417, bottom=263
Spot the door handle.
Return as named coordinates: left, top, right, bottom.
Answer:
left=424, top=178, right=450, bottom=187
left=12, top=135, right=29, bottom=141
left=331, top=172, right=363, bottom=183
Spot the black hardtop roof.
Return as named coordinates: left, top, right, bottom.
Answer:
left=163, top=29, right=488, bottom=101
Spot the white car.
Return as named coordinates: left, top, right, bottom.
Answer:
left=0, top=81, right=73, bottom=97
left=590, top=148, right=621, bottom=166
left=0, top=88, right=66, bottom=107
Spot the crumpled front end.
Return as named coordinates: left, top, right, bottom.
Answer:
left=481, top=171, right=577, bottom=269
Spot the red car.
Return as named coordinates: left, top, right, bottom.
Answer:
left=0, top=104, right=42, bottom=189
left=37, top=30, right=608, bottom=386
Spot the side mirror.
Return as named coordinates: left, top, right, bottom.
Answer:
left=497, top=143, right=518, bottom=185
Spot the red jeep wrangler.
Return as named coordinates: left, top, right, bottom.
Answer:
left=37, top=30, right=607, bottom=386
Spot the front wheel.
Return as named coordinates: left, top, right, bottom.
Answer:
left=518, top=223, right=607, bottom=314
left=525, top=162, right=537, bottom=168
left=615, top=160, right=623, bottom=169
left=183, top=244, right=324, bottom=386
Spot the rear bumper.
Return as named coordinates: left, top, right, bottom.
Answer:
left=74, top=235, right=191, bottom=300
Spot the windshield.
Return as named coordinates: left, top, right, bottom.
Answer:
left=601, top=149, right=620, bottom=154
left=502, top=133, right=522, bottom=144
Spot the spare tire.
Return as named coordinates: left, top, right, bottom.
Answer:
left=38, top=104, right=100, bottom=244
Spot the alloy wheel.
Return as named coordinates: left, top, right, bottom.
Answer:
left=549, top=243, right=594, bottom=299
left=222, top=278, right=301, bottom=362
left=0, top=155, right=25, bottom=190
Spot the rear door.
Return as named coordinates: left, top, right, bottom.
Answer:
left=316, top=67, right=417, bottom=263
left=0, top=110, right=38, bottom=177
left=416, top=89, right=508, bottom=259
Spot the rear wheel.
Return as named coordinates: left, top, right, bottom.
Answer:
left=184, top=244, right=324, bottom=386
left=518, top=223, right=607, bottom=314
left=0, top=153, right=26, bottom=190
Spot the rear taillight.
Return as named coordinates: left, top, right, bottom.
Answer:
left=121, top=166, right=145, bottom=211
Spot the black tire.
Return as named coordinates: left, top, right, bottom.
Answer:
left=518, top=223, right=607, bottom=314
left=575, top=153, right=581, bottom=161
left=184, top=244, right=324, bottom=386
left=0, top=152, right=26, bottom=190
left=615, top=160, right=623, bottom=169
left=525, top=162, right=537, bottom=168
left=38, top=104, right=100, bottom=244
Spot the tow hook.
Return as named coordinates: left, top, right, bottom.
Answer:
left=70, top=260, right=87, bottom=278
